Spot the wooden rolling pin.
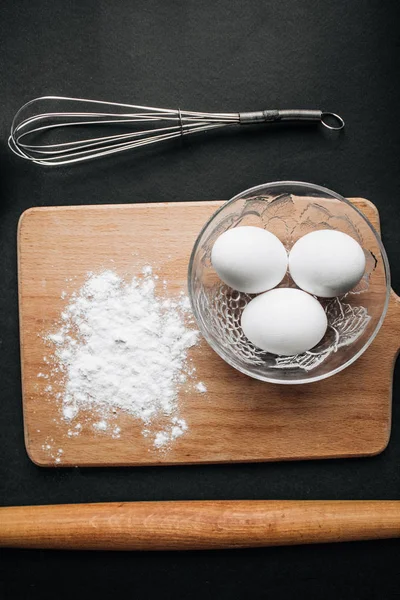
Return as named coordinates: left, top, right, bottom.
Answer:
left=1, top=501, right=400, bottom=551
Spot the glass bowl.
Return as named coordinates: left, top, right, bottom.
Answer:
left=188, top=181, right=390, bottom=384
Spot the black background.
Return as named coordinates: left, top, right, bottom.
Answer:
left=1, top=1, right=400, bottom=598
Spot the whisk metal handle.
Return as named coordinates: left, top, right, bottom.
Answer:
left=239, top=109, right=344, bottom=130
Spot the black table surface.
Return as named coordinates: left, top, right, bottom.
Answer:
left=1, top=1, right=400, bottom=598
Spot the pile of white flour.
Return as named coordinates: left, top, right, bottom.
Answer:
left=44, top=267, right=205, bottom=450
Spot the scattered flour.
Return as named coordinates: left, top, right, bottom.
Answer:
left=42, top=267, right=204, bottom=452
left=41, top=437, right=63, bottom=464
left=93, top=420, right=108, bottom=432
left=196, top=382, right=207, bottom=393
left=142, top=265, right=153, bottom=276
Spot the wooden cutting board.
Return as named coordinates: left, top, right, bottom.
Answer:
left=18, top=199, right=400, bottom=467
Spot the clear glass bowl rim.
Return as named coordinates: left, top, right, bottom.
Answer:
left=188, top=181, right=391, bottom=384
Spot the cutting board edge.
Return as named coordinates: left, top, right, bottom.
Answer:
left=25, top=439, right=393, bottom=468
left=18, top=212, right=32, bottom=471
left=18, top=200, right=225, bottom=221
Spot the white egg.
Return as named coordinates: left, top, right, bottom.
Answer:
left=211, top=226, right=288, bottom=293
left=289, top=230, right=366, bottom=298
left=241, top=288, right=328, bottom=356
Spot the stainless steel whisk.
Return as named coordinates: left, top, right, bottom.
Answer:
left=9, top=96, right=344, bottom=166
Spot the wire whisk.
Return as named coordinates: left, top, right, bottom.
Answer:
left=9, top=96, right=344, bottom=166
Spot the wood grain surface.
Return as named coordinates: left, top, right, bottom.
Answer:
left=18, top=199, right=400, bottom=467
left=1, top=501, right=400, bottom=550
